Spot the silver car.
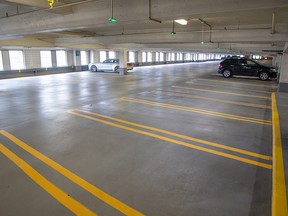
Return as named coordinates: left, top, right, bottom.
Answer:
left=88, top=59, right=133, bottom=72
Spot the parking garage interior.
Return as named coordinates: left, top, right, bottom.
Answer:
left=0, top=1, right=288, bottom=216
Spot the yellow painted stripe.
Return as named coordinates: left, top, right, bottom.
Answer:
left=0, top=143, right=97, bottom=216
left=186, top=82, right=271, bottom=93
left=0, top=130, right=144, bottom=216
left=271, top=93, right=288, bottom=216
left=158, top=91, right=271, bottom=109
left=172, top=86, right=271, bottom=99
left=76, top=109, right=272, bottom=161
left=68, top=111, right=272, bottom=169
left=120, top=97, right=272, bottom=125
left=196, top=78, right=278, bottom=88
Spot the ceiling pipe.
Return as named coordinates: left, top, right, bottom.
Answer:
left=198, top=18, right=212, bottom=43
left=271, top=12, right=276, bottom=34
left=149, top=0, right=161, bottom=23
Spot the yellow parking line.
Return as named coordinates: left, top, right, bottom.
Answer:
left=68, top=111, right=272, bottom=169
left=0, top=143, right=97, bottom=216
left=76, top=109, right=272, bottom=161
left=158, top=91, right=271, bottom=109
left=186, top=82, right=271, bottom=93
left=120, top=97, right=272, bottom=125
left=196, top=78, right=278, bottom=88
left=172, top=86, right=271, bottom=99
left=271, top=93, right=288, bottom=216
left=0, top=130, right=144, bottom=216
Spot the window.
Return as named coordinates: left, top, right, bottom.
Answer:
left=177, top=53, right=183, bottom=61
left=40, top=51, right=52, bottom=68
left=159, top=52, right=164, bottom=61
left=246, top=60, right=258, bottom=66
left=56, top=50, right=67, bottom=67
left=155, top=52, right=159, bottom=62
left=100, top=51, right=107, bottom=62
left=129, top=51, right=135, bottom=63
left=142, top=52, right=147, bottom=62
left=108, top=51, right=116, bottom=59
left=185, top=53, right=191, bottom=61
left=147, top=52, right=152, bottom=62
left=167, top=53, right=171, bottom=61
left=0, top=51, right=3, bottom=70
left=80, top=51, right=88, bottom=65
left=171, top=53, right=175, bottom=61
left=199, top=54, right=204, bottom=60
left=9, top=50, right=25, bottom=70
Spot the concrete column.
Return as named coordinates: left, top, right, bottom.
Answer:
left=118, top=49, right=128, bottom=75
left=272, top=55, right=281, bottom=68
left=137, top=51, right=143, bottom=66
left=73, top=50, right=82, bottom=71
left=24, top=50, right=41, bottom=69
left=2, top=50, right=11, bottom=70
left=152, top=52, right=156, bottom=64
left=67, top=50, right=74, bottom=66
left=51, top=50, right=57, bottom=67
left=92, top=50, right=100, bottom=62
left=133, top=51, right=138, bottom=64
left=164, top=53, right=168, bottom=62
left=278, top=53, right=288, bottom=92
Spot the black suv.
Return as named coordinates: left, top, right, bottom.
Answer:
left=218, top=58, right=277, bottom=80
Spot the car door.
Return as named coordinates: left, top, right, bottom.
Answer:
left=101, top=59, right=110, bottom=70
left=239, top=59, right=259, bottom=76
left=232, top=59, right=245, bottom=75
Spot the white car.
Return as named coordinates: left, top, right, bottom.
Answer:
left=88, top=59, right=133, bottom=72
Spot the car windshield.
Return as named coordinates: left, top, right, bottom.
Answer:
left=103, top=59, right=119, bottom=63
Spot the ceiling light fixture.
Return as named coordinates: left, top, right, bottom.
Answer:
left=48, top=0, right=54, bottom=8
left=108, top=0, right=117, bottom=23
left=175, top=19, right=188, bottom=25
left=170, top=20, right=176, bottom=35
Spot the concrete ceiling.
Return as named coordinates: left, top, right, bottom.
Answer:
left=0, top=0, right=288, bottom=55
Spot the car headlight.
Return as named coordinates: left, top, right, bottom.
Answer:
left=270, top=68, right=277, bottom=72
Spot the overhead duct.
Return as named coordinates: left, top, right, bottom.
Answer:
left=198, top=18, right=212, bottom=43
left=148, top=0, right=161, bottom=23
left=271, top=12, right=276, bottom=34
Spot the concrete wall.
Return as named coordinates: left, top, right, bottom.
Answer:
left=279, top=53, right=288, bottom=92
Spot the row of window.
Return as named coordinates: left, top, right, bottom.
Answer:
left=128, top=52, right=224, bottom=63
left=0, top=50, right=68, bottom=70
left=0, top=50, right=226, bottom=71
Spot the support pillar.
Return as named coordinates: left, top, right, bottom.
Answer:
left=118, top=49, right=128, bottom=75
left=73, top=50, right=82, bottom=71
left=51, top=50, right=57, bottom=67
left=278, top=53, right=288, bottom=92
left=152, top=52, right=156, bottom=64
left=24, top=50, right=41, bottom=69
left=137, top=51, right=143, bottom=66
left=2, top=50, right=11, bottom=70
left=92, top=50, right=100, bottom=62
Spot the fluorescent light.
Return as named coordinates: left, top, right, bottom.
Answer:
left=175, top=19, right=188, bottom=25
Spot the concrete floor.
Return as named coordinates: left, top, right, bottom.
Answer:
left=0, top=62, right=276, bottom=216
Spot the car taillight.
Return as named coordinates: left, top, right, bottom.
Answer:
left=219, top=63, right=222, bottom=68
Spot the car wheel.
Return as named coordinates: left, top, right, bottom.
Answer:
left=91, top=65, right=97, bottom=72
left=114, top=66, right=119, bottom=72
left=259, top=72, right=269, bottom=81
left=223, top=70, right=232, bottom=78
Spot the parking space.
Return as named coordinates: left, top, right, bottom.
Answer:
left=0, top=62, right=277, bottom=215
